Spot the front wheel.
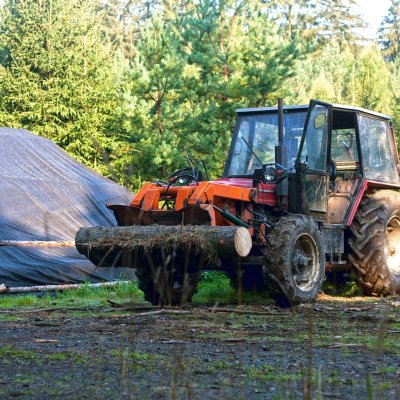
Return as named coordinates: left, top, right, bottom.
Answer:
left=348, top=190, right=400, bottom=296
left=263, top=215, right=325, bottom=306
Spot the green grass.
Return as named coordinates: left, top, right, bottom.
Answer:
left=0, top=344, right=86, bottom=364
left=322, top=272, right=361, bottom=297
left=47, top=352, right=86, bottom=364
left=0, top=280, right=144, bottom=309
left=0, top=344, right=38, bottom=360
left=0, top=272, right=272, bottom=310
left=193, top=271, right=273, bottom=305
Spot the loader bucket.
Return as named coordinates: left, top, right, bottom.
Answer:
left=107, top=204, right=215, bottom=226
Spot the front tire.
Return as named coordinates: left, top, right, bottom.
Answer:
left=263, top=215, right=325, bottom=306
left=348, top=190, right=400, bottom=296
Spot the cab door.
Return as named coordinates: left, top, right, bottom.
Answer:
left=295, top=100, right=331, bottom=219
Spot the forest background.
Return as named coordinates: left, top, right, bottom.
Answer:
left=0, top=0, right=399, bottom=189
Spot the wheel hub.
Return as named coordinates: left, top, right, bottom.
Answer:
left=292, top=233, right=320, bottom=291
left=293, top=250, right=309, bottom=272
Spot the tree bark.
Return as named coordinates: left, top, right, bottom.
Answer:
left=75, top=225, right=252, bottom=267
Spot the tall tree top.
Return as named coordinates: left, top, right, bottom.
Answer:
left=378, top=0, right=400, bottom=61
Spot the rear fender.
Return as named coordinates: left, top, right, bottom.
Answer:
left=345, top=180, right=368, bottom=226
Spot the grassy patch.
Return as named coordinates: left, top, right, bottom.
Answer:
left=0, top=345, right=86, bottom=364
left=322, top=272, right=361, bottom=297
left=47, top=352, right=86, bottom=364
left=109, top=349, right=153, bottom=361
left=193, top=271, right=273, bottom=305
left=247, top=364, right=300, bottom=382
left=0, top=345, right=38, bottom=360
left=0, top=280, right=144, bottom=309
left=0, top=295, right=38, bottom=308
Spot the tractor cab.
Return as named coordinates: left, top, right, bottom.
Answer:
left=225, top=100, right=400, bottom=225
left=224, top=105, right=308, bottom=177
left=292, top=100, right=400, bottom=224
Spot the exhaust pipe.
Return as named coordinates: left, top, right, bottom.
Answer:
left=275, top=98, right=288, bottom=200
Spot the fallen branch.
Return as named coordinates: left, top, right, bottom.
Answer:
left=347, top=307, right=374, bottom=312
left=131, top=309, right=192, bottom=317
left=106, top=300, right=159, bottom=311
left=328, top=343, right=364, bottom=349
left=208, top=307, right=277, bottom=315
left=0, top=306, right=103, bottom=314
left=0, top=281, right=130, bottom=294
left=0, top=240, right=75, bottom=247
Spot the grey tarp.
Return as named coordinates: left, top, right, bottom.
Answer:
left=0, top=128, right=135, bottom=286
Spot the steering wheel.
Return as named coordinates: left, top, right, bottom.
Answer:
left=161, top=170, right=199, bottom=209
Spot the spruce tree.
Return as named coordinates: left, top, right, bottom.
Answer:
left=315, top=0, right=366, bottom=50
left=378, top=0, right=400, bottom=62
left=0, top=0, right=131, bottom=180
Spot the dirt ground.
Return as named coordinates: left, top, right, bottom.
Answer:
left=0, top=295, right=400, bottom=399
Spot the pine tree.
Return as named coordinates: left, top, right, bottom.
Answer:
left=315, top=0, right=366, bottom=50
left=378, top=0, right=400, bottom=62
left=286, top=43, right=354, bottom=104
left=175, top=0, right=299, bottom=175
left=264, top=0, right=318, bottom=42
left=345, top=46, right=393, bottom=113
left=125, top=17, right=188, bottom=180
left=390, top=58, right=400, bottom=137
left=95, top=0, right=162, bottom=60
left=0, top=0, right=132, bottom=181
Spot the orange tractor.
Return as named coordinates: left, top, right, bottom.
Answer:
left=76, top=99, right=400, bottom=306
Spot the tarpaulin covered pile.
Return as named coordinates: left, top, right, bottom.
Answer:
left=0, top=128, right=135, bottom=286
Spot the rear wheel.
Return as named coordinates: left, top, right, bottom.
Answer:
left=263, top=215, right=325, bottom=306
left=348, top=190, right=400, bottom=296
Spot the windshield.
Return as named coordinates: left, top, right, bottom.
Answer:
left=227, top=111, right=307, bottom=176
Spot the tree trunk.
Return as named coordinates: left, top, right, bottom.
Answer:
left=75, top=225, right=252, bottom=268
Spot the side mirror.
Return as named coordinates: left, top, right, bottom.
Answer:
left=314, top=113, right=327, bottom=129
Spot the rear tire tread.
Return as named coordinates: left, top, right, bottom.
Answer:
left=348, top=190, right=400, bottom=296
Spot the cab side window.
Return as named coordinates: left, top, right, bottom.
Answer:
left=331, top=128, right=358, bottom=162
left=331, top=111, right=358, bottom=164
left=358, top=115, right=399, bottom=183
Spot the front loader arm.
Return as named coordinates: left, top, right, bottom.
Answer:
left=129, top=181, right=255, bottom=212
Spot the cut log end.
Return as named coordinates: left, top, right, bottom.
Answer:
left=234, top=227, right=252, bottom=257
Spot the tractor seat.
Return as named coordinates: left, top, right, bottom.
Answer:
left=330, top=180, right=355, bottom=197
left=327, top=179, right=358, bottom=224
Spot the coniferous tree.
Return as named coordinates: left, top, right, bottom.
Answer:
left=0, top=0, right=133, bottom=180
left=345, top=46, right=393, bottom=113
left=178, top=0, right=300, bottom=175
left=266, top=0, right=366, bottom=50
left=122, top=0, right=300, bottom=181
left=315, top=0, right=366, bottom=50
left=264, top=0, right=318, bottom=42
left=378, top=0, right=400, bottom=62
left=125, top=17, right=188, bottom=180
left=286, top=43, right=354, bottom=103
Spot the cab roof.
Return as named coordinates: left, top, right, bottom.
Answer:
left=236, top=101, right=392, bottom=120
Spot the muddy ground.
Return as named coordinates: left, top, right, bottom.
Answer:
left=0, top=295, right=400, bottom=399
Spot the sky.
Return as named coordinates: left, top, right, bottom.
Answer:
left=358, top=0, right=391, bottom=39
